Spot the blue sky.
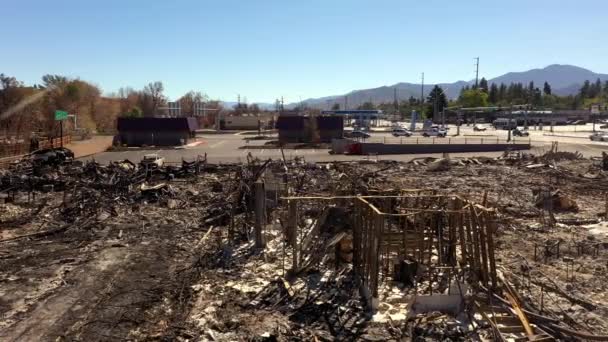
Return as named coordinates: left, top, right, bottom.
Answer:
left=3, top=0, right=607, bottom=103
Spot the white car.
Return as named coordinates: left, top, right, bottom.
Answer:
left=422, top=127, right=447, bottom=137
left=590, top=133, right=608, bottom=141
left=141, top=153, right=165, bottom=168
left=391, top=128, right=412, bottom=137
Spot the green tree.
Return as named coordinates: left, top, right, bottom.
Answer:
left=543, top=82, right=552, bottom=96
left=358, top=101, right=375, bottom=110
left=41, top=74, right=68, bottom=88
left=593, top=78, right=603, bottom=97
left=572, top=95, right=583, bottom=109
left=425, top=85, right=447, bottom=119
left=331, top=103, right=340, bottom=110
left=459, top=89, right=488, bottom=108
left=498, top=83, right=507, bottom=103
left=479, top=77, right=488, bottom=92
left=533, top=88, right=542, bottom=106
left=488, top=83, right=498, bottom=104
left=580, top=80, right=591, bottom=98
left=543, top=94, right=556, bottom=108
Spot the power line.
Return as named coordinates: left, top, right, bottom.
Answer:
left=394, top=87, right=398, bottom=107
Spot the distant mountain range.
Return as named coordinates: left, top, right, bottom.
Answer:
left=221, top=101, right=276, bottom=111
left=291, top=64, right=608, bottom=109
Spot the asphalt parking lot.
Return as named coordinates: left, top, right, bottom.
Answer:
left=81, top=124, right=608, bottom=165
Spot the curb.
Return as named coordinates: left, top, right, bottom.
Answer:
left=542, top=134, right=589, bottom=139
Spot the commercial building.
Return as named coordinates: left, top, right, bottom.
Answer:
left=277, top=115, right=343, bottom=143
left=116, top=117, right=198, bottom=146
left=321, top=110, right=384, bottom=128
left=221, top=115, right=275, bottom=130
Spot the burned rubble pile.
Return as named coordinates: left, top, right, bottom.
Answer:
left=1, top=150, right=608, bottom=341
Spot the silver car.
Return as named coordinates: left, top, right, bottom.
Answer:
left=391, top=128, right=412, bottom=137
left=589, top=133, right=608, bottom=141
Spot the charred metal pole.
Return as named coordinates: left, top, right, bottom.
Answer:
left=288, top=200, right=298, bottom=270
left=254, top=180, right=266, bottom=248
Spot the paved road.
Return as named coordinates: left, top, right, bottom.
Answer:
left=80, top=128, right=608, bottom=165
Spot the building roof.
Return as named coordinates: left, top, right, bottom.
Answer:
left=317, top=116, right=343, bottom=130
left=117, top=117, right=198, bottom=132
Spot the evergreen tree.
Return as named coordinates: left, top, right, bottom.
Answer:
left=506, top=83, right=515, bottom=101
left=425, top=85, right=448, bottom=119
left=358, top=101, right=375, bottom=110
left=580, top=80, right=591, bottom=98
left=498, top=83, right=507, bottom=102
left=533, top=88, right=542, bottom=106
left=488, top=83, right=498, bottom=104
left=517, top=83, right=525, bottom=100
left=543, top=81, right=552, bottom=95
left=528, top=81, right=535, bottom=98
left=572, top=94, right=583, bottom=109
left=479, top=77, right=488, bottom=92
left=590, top=78, right=602, bottom=98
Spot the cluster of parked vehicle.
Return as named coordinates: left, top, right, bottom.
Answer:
left=344, top=126, right=449, bottom=139
left=344, top=124, right=534, bottom=140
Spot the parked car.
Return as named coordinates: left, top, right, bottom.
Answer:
left=512, top=128, right=529, bottom=137
left=391, top=128, right=412, bottom=137
left=473, top=124, right=487, bottom=132
left=422, top=127, right=447, bottom=137
left=493, top=118, right=518, bottom=130
left=140, top=153, right=165, bottom=168
left=590, top=132, right=608, bottom=141
left=345, top=130, right=371, bottom=139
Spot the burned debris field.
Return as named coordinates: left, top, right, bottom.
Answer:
left=1, top=150, right=608, bottom=341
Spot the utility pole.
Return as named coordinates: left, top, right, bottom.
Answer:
left=394, top=87, right=399, bottom=121
left=474, top=57, right=480, bottom=89
left=420, top=72, right=425, bottom=118
left=433, top=87, right=438, bottom=123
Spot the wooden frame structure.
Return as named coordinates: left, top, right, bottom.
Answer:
left=282, top=192, right=497, bottom=304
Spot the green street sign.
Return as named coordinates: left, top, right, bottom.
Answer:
left=55, top=110, right=68, bottom=121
